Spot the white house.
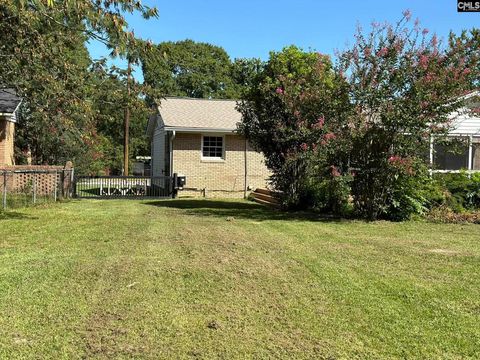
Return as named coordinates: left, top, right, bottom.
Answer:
left=431, top=91, right=480, bottom=172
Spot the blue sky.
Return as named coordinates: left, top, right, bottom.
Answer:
left=87, top=0, right=479, bottom=81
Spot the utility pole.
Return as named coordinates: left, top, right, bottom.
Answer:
left=123, top=58, right=132, bottom=176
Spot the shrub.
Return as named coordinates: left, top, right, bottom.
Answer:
left=239, top=14, right=474, bottom=220
left=434, top=172, right=480, bottom=210
left=238, top=46, right=351, bottom=210
left=338, top=14, right=472, bottom=220
left=302, top=168, right=353, bottom=215
left=351, top=158, right=433, bottom=220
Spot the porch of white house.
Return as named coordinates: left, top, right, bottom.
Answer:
left=430, top=134, right=480, bottom=173
left=427, top=93, right=480, bottom=173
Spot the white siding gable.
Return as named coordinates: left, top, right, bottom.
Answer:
left=450, top=113, right=480, bottom=135
left=151, top=118, right=166, bottom=177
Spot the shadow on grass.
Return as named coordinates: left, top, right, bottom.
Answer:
left=0, top=211, right=37, bottom=221
left=143, top=199, right=347, bottom=222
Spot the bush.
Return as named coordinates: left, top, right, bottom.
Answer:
left=239, top=16, right=474, bottom=220
left=302, top=172, right=353, bottom=216
left=434, top=172, right=480, bottom=211
left=351, top=158, right=433, bottom=221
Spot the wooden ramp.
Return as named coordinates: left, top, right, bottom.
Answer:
left=251, top=188, right=281, bottom=208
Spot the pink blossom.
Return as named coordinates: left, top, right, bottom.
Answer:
left=419, top=54, right=429, bottom=70
left=422, top=28, right=429, bottom=36
left=463, top=68, right=471, bottom=76
left=376, top=47, right=389, bottom=57
left=364, top=47, right=372, bottom=57
left=300, top=143, right=308, bottom=151
left=432, top=34, right=438, bottom=48
left=402, top=9, right=412, bottom=21
left=330, top=165, right=341, bottom=177
left=424, top=72, right=435, bottom=83
left=414, top=18, right=420, bottom=27
left=388, top=156, right=413, bottom=174
left=324, top=132, right=336, bottom=141
left=388, top=155, right=403, bottom=164
left=275, top=87, right=284, bottom=94
left=420, top=101, right=429, bottom=109
left=313, top=116, right=325, bottom=129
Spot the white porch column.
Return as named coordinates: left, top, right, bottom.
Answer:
left=468, top=135, right=473, bottom=173
left=429, top=135, right=434, bottom=176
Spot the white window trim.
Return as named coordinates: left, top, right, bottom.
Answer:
left=201, top=134, right=226, bottom=161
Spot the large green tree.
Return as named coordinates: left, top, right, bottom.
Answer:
left=1, top=3, right=95, bottom=167
left=141, top=39, right=242, bottom=99
left=0, top=0, right=157, bottom=172
left=238, top=46, right=351, bottom=209
left=339, top=14, right=475, bottom=220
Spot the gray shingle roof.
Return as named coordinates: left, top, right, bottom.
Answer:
left=0, top=88, right=21, bottom=114
left=158, top=97, right=241, bottom=131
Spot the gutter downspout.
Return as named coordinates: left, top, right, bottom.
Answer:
left=429, top=135, right=434, bottom=176
left=244, top=138, right=248, bottom=199
left=169, top=130, right=176, bottom=176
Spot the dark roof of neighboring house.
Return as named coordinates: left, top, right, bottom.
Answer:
left=0, top=88, right=22, bottom=114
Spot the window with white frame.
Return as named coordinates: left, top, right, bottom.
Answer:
left=202, top=135, right=224, bottom=159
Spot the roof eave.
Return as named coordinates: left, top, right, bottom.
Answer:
left=0, top=112, right=17, bottom=123
left=163, top=126, right=238, bottom=133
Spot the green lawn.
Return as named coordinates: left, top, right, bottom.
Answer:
left=1, top=199, right=479, bottom=359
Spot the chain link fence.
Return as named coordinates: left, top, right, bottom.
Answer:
left=0, top=168, right=74, bottom=210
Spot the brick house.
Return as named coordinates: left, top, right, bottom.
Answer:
left=147, top=97, right=270, bottom=197
left=0, top=88, right=21, bottom=166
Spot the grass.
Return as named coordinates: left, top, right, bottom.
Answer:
left=0, top=199, right=479, bottom=359
left=0, top=192, right=58, bottom=210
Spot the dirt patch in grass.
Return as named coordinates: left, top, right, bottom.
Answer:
left=427, top=248, right=466, bottom=256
